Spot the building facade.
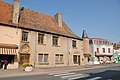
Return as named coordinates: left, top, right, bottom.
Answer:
left=113, top=44, right=120, bottom=63
left=0, top=0, right=89, bottom=69
left=89, top=38, right=113, bottom=64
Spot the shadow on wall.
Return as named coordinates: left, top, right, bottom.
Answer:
left=76, top=70, right=120, bottom=80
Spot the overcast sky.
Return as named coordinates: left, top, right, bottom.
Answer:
left=3, top=0, right=120, bottom=43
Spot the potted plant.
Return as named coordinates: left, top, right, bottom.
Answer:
left=22, top=62, right=33, bottom=72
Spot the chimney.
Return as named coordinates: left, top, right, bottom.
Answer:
left=54, top=13, right=62, bottom=27
left=13, top=0, right=20, bottom=24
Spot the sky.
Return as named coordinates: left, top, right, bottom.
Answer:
left=3, top=0, right=120, bottom=43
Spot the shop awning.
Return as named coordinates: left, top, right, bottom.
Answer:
left=0, top=48, right=17, bottom=55
left=0, top=43, right=18, bottom=55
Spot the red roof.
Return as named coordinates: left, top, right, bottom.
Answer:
left=0, top=1, right=80, bottom=39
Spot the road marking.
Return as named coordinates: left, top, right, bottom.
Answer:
left=48, top=71, right=69, bottom=75
left=60, top=73, right=83, bottom=79
left=68, top=74, right=90, bottom=80
left=87, top=77, right=102, bottom=80
left=54, top=73, right=76, bottom=76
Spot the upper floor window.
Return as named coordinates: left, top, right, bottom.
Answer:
left=38, top=33, right=44, bottom=44
left=102, top=48, right=105, bottom=53
left=97, top=48, right=99, bottom=53
left=22, top=31, right=28, bottom=41
left=72, top=40, right=76, bottom=48
left=108, top=48, right=111, bottom=53
left=52, top=36, right=58, bottom=46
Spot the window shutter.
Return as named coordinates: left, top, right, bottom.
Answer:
left=44, top=34, right=47, bottom=44
left=58, top=37, right=61, bottom=46
left=76, top=40, right=78, bottom=48
left=51, top=35, right=53, bottom=45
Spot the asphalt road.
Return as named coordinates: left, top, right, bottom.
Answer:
left=0, top=64, right=120, bottom=80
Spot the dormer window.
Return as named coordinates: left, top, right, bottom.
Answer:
left=22, top=31, right=28, bottom=41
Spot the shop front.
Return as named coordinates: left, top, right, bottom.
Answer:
left=0, top=43, right=18, bottom=69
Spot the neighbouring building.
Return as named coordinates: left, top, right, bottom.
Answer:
left=89, top=38, right=113, bottom=64
left=0, top=0, right=89, bottom=69
left=113, top=43, right=120, bottom=63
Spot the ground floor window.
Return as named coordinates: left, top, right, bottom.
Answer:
left=73, top=55, right=80, bottom=64
left=55, top=54, right=64, bottom=64
left=38, top=53, right=49, bottom=65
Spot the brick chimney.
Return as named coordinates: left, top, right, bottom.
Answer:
left=13, top=0, right=20, bottom=24
left=54, top=13, right=62, bottom=27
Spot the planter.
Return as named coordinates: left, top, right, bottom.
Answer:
left=25, top=66, right=33, bottom=72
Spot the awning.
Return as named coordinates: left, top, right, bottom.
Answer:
left=0, top=48, right=17, bottom=55
left=0, top=43, right=18, bottom=55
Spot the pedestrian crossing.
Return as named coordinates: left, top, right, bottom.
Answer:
left=48, top=72, right=102, bottom=80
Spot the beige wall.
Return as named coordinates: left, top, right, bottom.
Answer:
left=0, top=26, right=84, bottom=68
left=27, top=31, right=84, bottom=67
left=0, top=25, right=21, bottom=45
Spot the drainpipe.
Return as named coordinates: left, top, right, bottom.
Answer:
left=34, top=32, right=37, bottom=68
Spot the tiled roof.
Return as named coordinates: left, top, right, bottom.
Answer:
left=89, top=38, right=104, bottom=40
left=0, top=1, right=80, bottom=39
left=90, top=38, right=111, bottom=43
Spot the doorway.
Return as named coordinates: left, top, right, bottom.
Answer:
left=20, top=54, right=30, bottom=65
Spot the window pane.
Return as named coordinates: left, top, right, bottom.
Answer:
left=53, top=36, right=58, bottom=45
left=44, top=54, right=48, bottom=62
left=38, top=34, right=44, bottom=44
left=55, top=54, right=59, bottom=63
left=60, top=54, right=63, bottom=63
left=22, top=31, right=28, bottom=41
left=38, top=54, right=43, bottom=63
left=103, top=48, right=105, bottom=53
left=72, top=40, right=76, bottom=48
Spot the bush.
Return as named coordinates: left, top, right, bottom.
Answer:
left=22, top=62, right=33, bottom=67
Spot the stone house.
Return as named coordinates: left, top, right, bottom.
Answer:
left=0, top=0, right=90, bottom=69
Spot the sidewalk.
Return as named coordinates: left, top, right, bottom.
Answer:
left=0, top=63, right=119, bottom=78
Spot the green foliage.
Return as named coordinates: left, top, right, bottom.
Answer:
left=22, top=62, right=33, bottom=67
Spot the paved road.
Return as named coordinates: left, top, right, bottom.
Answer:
left=0, top=64, right=120, bottom=80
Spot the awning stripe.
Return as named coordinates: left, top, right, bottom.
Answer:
left=0, top=48, right=17, bottom=55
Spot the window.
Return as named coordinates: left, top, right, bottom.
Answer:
left=72, top=40, right=76, bottom=48
left=108, top=48, right=110, bottom=53
left=52, top=36, right=58, bottom=46
left=73, top=55, right=80, bottom=64
left=102, top=48, right=105, bottom=53
left=38, top=33, right=44, bottom=44
left=38, top=53, right=49, bottom=65
left=55, top=54, right=64, bottom=64
left=97, top=48, right=99, bottom=53
left=22, top=31, right=28, bottom=41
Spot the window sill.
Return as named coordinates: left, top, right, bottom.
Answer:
left=72, top=47, right=77, bottom=49
left=21, top=41, right=29, bottom=43
left=55, top=63, right=64, bottom=64
left=37, top=43, right=46, bottom=46
left=52, top=45, right=60, bottom=47
left=38, top=63, right=49, bottom=65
